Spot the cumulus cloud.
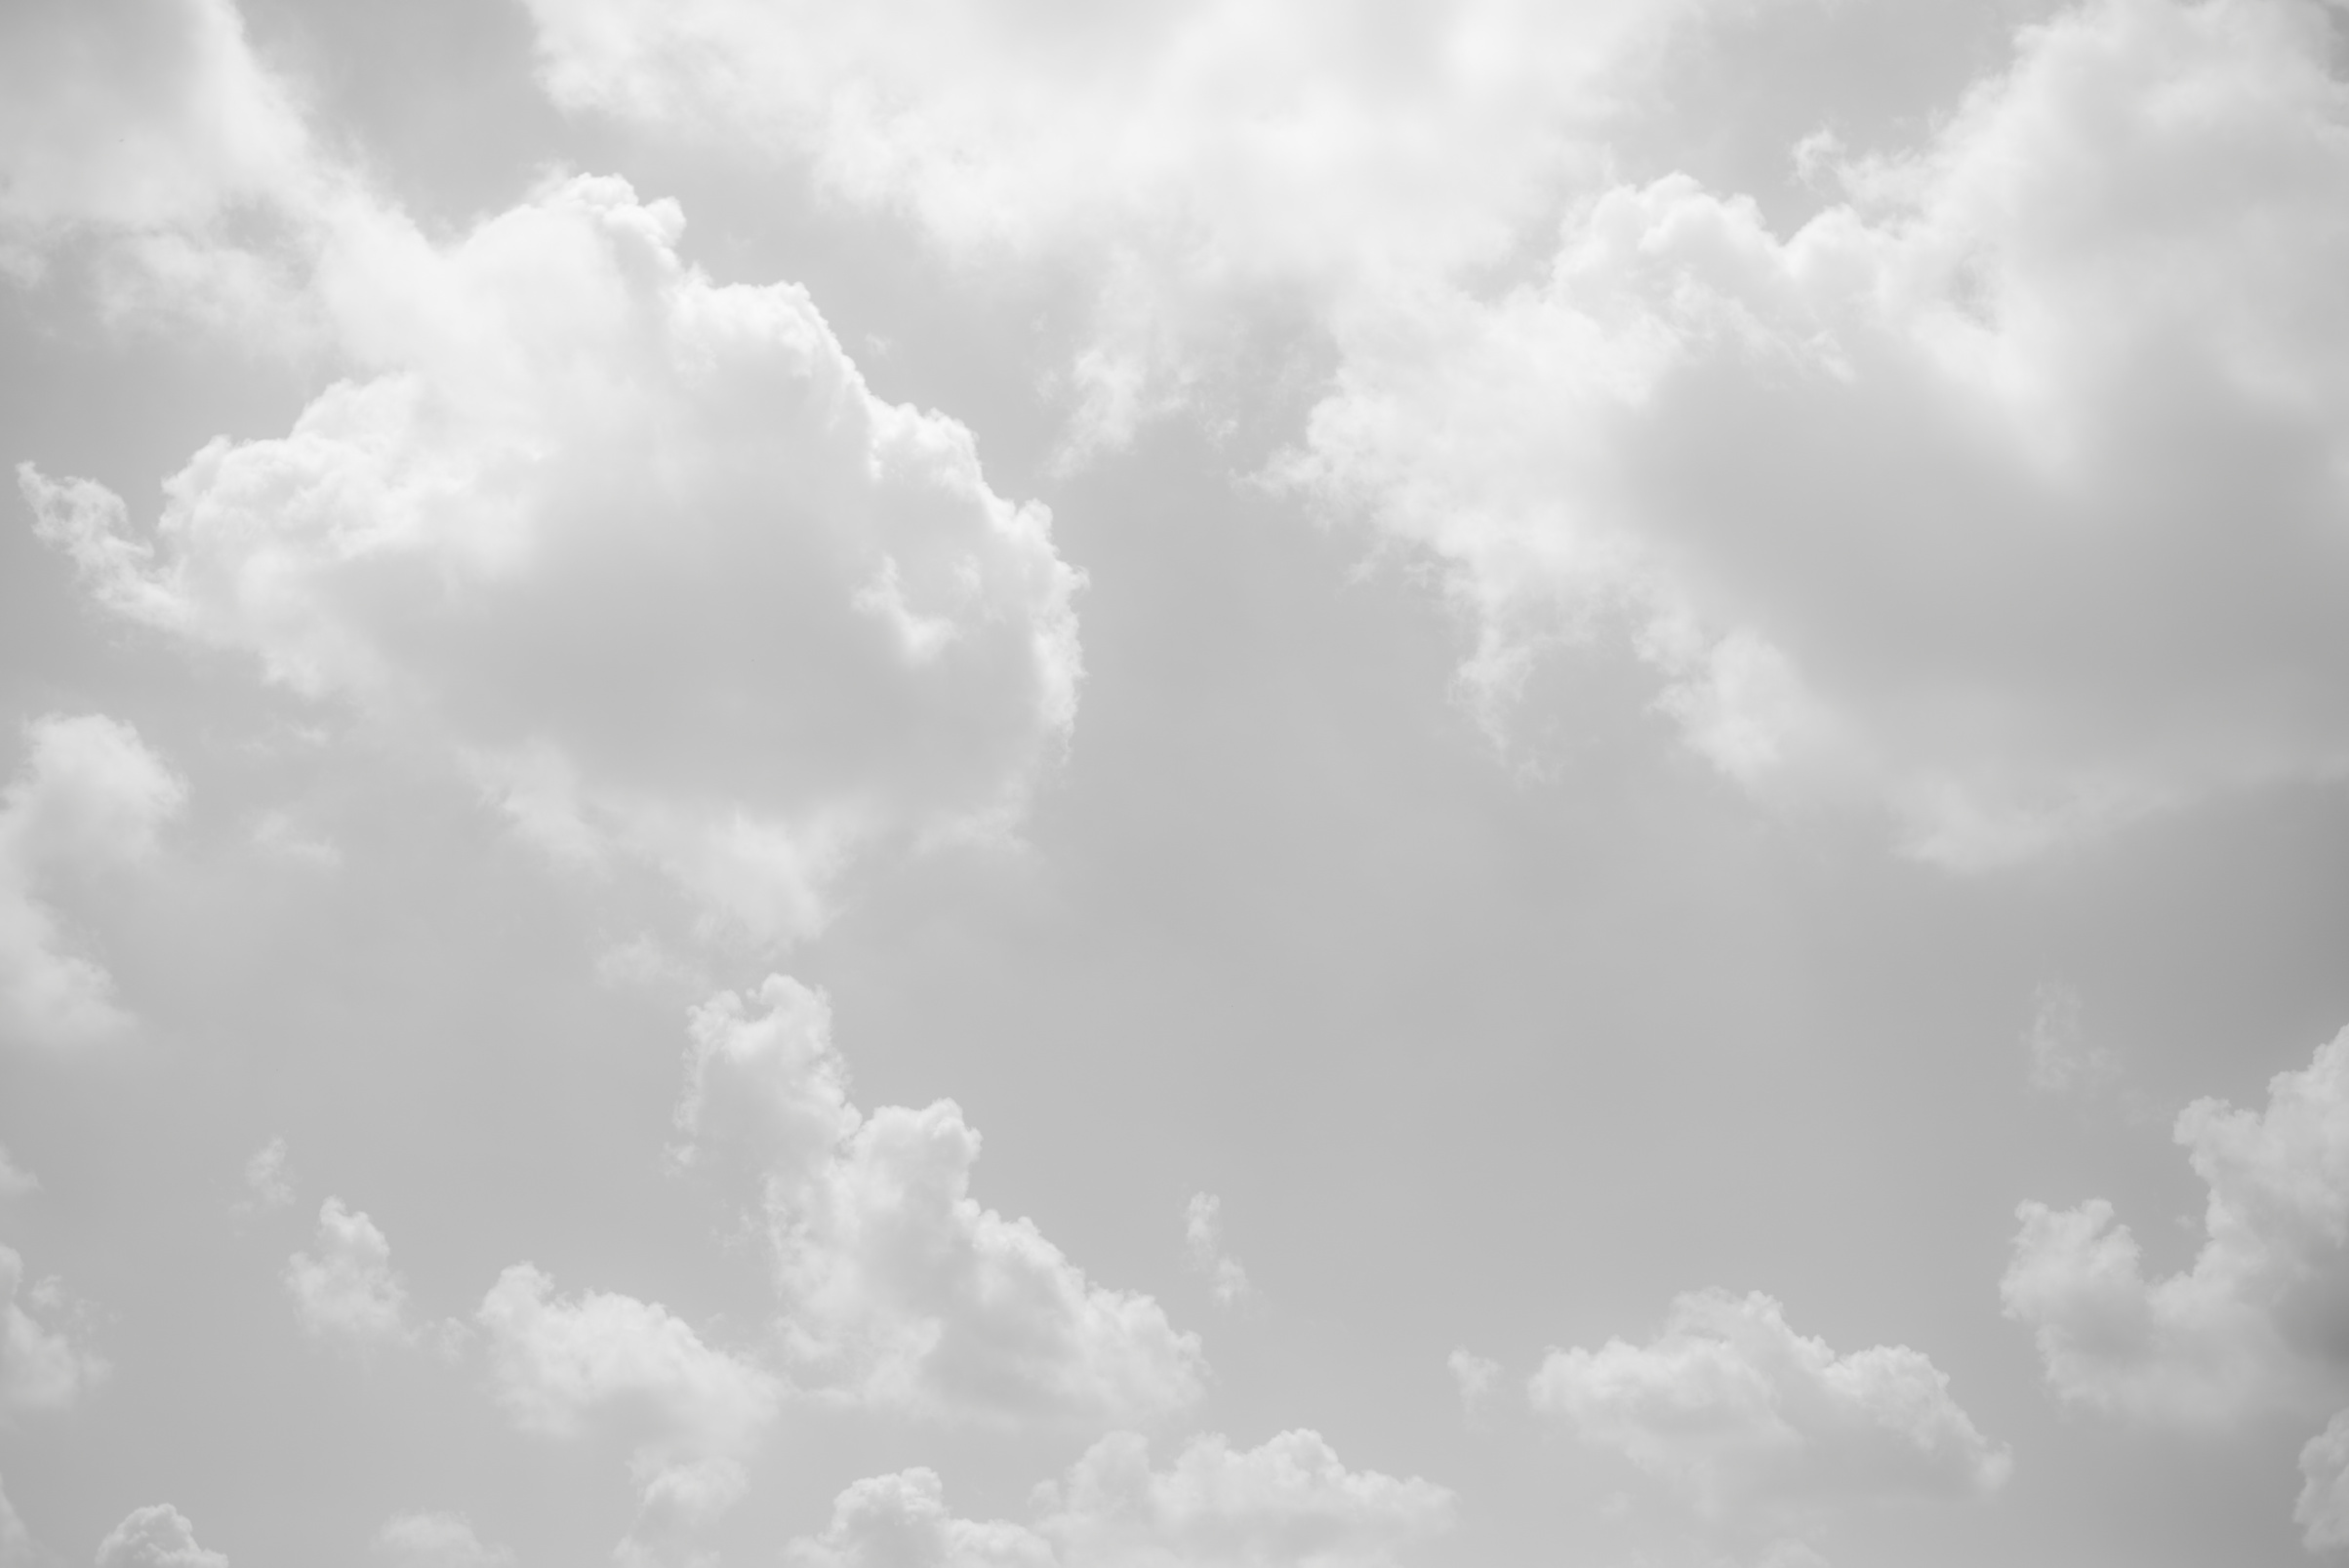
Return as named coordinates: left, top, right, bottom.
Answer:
left=285, top=1198, right=425, bottom=1353
left=2004, top=1025, right=2349, bottom=1426
left=1531, top=1290, right=2008, bottom=1528
left=518, top=0, right=1693, bottom=448
left=372, top=1512, right=516, bottom=1568
left=1293, top=0, right=2349, bottom=864
left=0, top=714, right=185, bottom=1046
left=476, top=1263, right=781, bottom=1561
left=0, top=1241, right=106, bottom=1413
left=24, top=168, right=1081, bottom=946
left=678, top=977, right=1205, bottom=1425
left=1184, top=1192, right=1252, bottom=1307
left=94, top=1506, right=228, bottom=1568
left=788, top=1429, right=1455, bottom=1568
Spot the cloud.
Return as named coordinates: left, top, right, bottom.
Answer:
left=0, top=1241, right=106, bottom=1413
left=236, top=1138, right=294, bottom=1216
left=0, top=0, right=335, bottom=332
left=2004, top=1025, right=2349, bottom=1426
left=0, top=1145, right=35, bottom=1200
left=2024, top=982, right=2120, bottom=1098
left=0, top=1471, right=31, bottom=1568
left=1530, top=1290, right=2008, bottom=1528
left=1291, top=0, right=2349, bottom=864
left=2299, top=1410, right=2349, bottom=1552
left=678, top=977, right=1206, bottom=1425
left=372, top=1512, right=516, bottom=1568
left=1447, top=1348, right=1500, bottom=1410
left=1184, top=1192, right=1252, bottom=1307
left=788, top=1429, right=1455, bottom=1568
left=24, top=168, right=1082, bottom=946
left=475, top=1263, right=781, bottom=1561
left=0, top=714, right=186, bottom=1046
left=285, top=1198, right=425, bottom=1353
left=517, top=0, right=1694, bottom=449
left=94, top=1507, right=227, bottom=1568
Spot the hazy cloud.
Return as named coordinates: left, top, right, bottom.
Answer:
left=0, top=1241, right=105, bottom=1413
left=0, top=1470, right=30, bottom=1568
left=285, top=1198, right=421, bottom=1353
left=1184, top=1192, right=1252, bottom=1307
left=2024, top=983, right=2120, bottom=1098
left=0, top=713, right=185, bottom=1045
left=237, top=1138, right=294, bottom=1216
left=371, top=1512, right=517, bottom=1568
left=1447, top=1348, right=1500, bottom=1410
left=0, top=1145, right=36, bottom=1200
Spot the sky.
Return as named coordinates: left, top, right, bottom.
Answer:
left=3, top=0, right=2349, bottom=1564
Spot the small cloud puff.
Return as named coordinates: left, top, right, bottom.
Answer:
left=0, top=713, right=184, bottom=1046
left=1447, top=1348, right=1500, bottom=1409
left=788, top=1429, right=1456, bottom=1568
left=94, top=1506, right=228, bottom=1568
left=285, top=1198, right=432, bottom=1354
left=2005, top=1025, right=2349, bottom=1427
left=235, top=1137, right=294, bottom=1216
left=372, top=1511, right=516, bottom=1568
left=0, top=1240, right=105, bottom=1413
left=0, top=1143, right=36, bottom=1199
left=1185, top=1191, right=1252, bottom=1307
left=679, top=977, right=1206, bottom=1426
left=1531, top=1289, right=2008, bottom=1527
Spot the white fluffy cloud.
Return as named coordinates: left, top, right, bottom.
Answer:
left=679, top=977, right=1205, bottom=1425
left=788, top=1429, right=1455, bottom=1568
left=519, top=0, right=1691, bottom=446
left=0, top=714, right=185, bottom=1046
left=94, top=1507, right=228, bottom=1568
left=1531, top=1290, right=2008, bottom=1525
left=1294, top=0, right=2349, bottom=864
left=285, top=1198, right=425, bottom=1353
left=372, top=1511, right=517, bottom=1568
left=1183, top=1193, right=1251, bottom=1308
left=0, top=1241, right=106, bottom=1413
left=476, top=1262, right=781, bottom=1561
left=2005, top=1025, right=2349, bottom=1426
left=25, top=162, right=1081, bottom=945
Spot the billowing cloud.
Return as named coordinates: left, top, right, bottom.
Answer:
left=518, top=0, right=1691, bottom=447
left=1531, top=1290, right=2008, bottom=1525
left=475, top=1263, right=781, bottom=1561
left=679, top=977, right=1205, bottom=1425
left=1, top=1241, right=106, bottom=1413
left=1184, top=1192, right=1251, bottom=1307
left=0, top=713, right=185, bottom=1046
left=2005, top=1025, right=2349, bottom=1426
left=372, top=1511, right=517, bottom=1568
left=789, top=1429, right=1455, bottom=1568
left=24, top=168, right=1081, bottom=945
left=94, top=1506, right=228, bottom=1568
left=1294, top=0, right=2349, bottom=864
left=285, top=1198, right=424, bottom=1353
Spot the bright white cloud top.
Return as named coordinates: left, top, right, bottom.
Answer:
left=1, top=0, right=2344, bottom=1564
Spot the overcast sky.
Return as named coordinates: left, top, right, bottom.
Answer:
left=4, top=1, right=2349, bottom=1565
